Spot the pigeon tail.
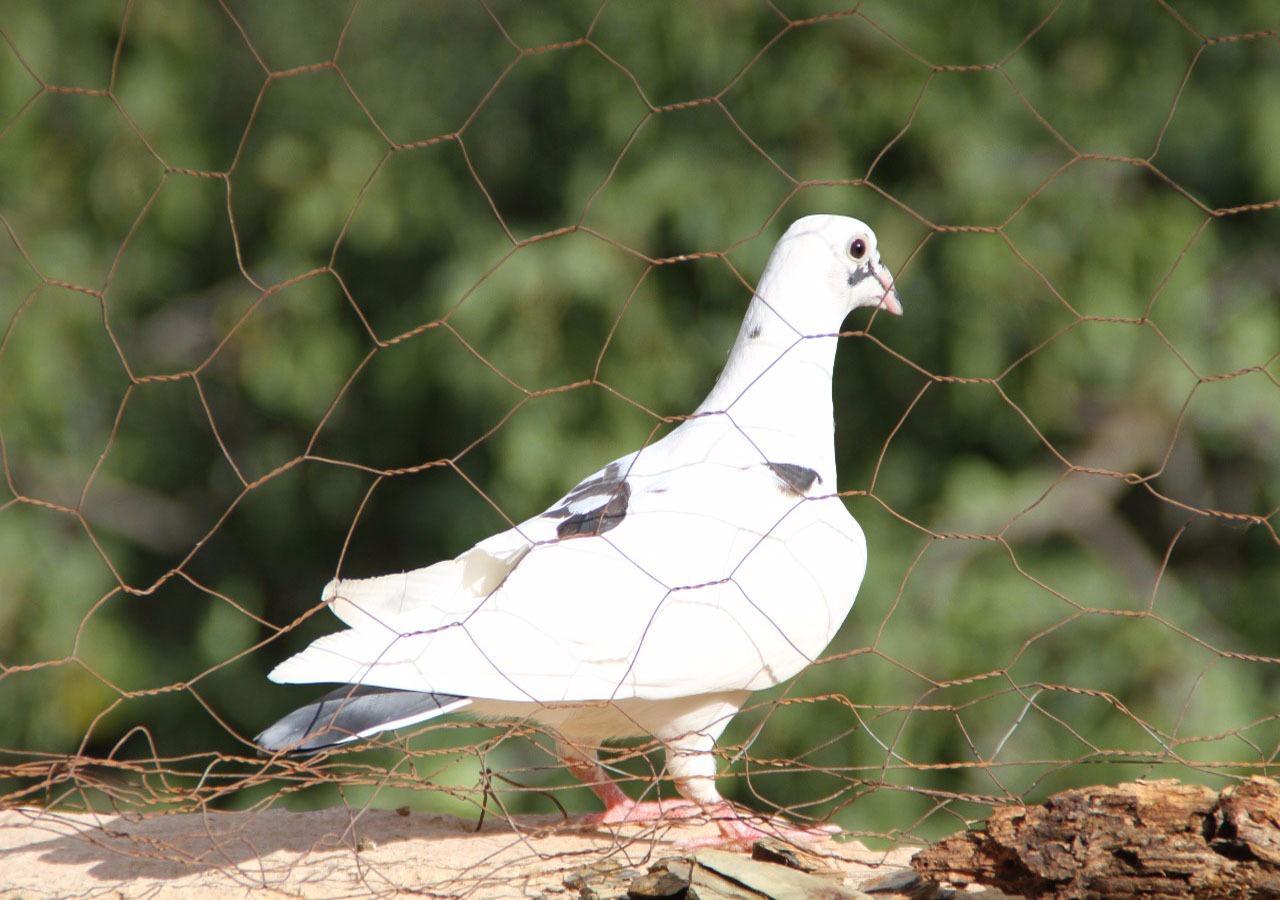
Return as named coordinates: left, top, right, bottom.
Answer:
left=255, top=684, right=470, bottom=754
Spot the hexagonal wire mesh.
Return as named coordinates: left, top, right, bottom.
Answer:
left=0, top=0, right=1277, bottom=892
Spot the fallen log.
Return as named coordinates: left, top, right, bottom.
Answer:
left=913, top=776, right=1280, bottom=898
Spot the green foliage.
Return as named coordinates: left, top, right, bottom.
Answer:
left=0, top=3, right=1276, bottom=843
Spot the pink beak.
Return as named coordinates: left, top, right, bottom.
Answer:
left=875, top=268, right=903, bottom=316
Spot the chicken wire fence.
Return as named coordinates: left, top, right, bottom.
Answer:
left=1, top=0, right=1278, bottom=887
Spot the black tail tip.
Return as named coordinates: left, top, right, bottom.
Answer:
left=253, top=684, right=468, bottom=756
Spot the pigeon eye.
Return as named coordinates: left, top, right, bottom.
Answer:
left=848, top=238, right=867, bottom=261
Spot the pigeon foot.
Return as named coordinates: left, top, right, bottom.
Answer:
left=676, top=803, right=839, bottom=849
left=580, top=798, right=702, bottom=826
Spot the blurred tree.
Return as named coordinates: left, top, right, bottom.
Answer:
left=0, top=1, right=1276, bottom=843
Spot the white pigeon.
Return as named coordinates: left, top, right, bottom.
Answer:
left=257, top=214, right=902, bottom=846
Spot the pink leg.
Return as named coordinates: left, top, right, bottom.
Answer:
left=664, top=733, right=839, bottom=849
left=558, top=741, right=698, bottom=825
left=557, top=729, right=838, bottom=845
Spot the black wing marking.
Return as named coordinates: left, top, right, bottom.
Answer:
left=554, top=481, right=630, bottom=539
left=542, top=462, right=631, bottom=539
left=768, top=462, right=821, bottom=495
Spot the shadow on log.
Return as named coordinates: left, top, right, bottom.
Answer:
left=913, top=777, right=1280, bottom=898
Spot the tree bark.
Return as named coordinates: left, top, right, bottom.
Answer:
left=912, top=777, right=1280, bottom=898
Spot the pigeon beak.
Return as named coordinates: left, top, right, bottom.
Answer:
left=877, top=288, right=903, bottom=316
left=874, top=267, right=902, bottom=316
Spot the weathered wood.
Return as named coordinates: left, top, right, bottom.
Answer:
left=751, top=837, right=846, bottom=880
left=627, top=851, right=874, bottom=899
left=696, top=849, right=869, bottom=898
left=913, top=777, right=1280, bottom=898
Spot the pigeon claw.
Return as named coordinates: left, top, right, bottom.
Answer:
left=579, top=798, right=702, bottom=826
left=676, top=803, right=840, bottom=849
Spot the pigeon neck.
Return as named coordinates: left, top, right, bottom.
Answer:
left=694, top=294, right=840, bottom=483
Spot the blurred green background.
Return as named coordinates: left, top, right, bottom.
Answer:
left=1, top=1, right=1277, bottom=844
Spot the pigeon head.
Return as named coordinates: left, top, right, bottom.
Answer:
left=761, top=215, right=902, bottom=331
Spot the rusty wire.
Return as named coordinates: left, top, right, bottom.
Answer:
left=0, top=0, right=1277, bottom=893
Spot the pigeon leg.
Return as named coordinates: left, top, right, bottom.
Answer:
left=665, top=731, right=838, bottom=848
left=556, top=740, right=697, bottom=825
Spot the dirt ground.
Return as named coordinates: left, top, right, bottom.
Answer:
left=0, top=806, right=918, bottom=898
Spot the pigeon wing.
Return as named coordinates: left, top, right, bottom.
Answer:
left=311, top=450, right=641, bottom=634
left=268, top=460, right=864, bottom=703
